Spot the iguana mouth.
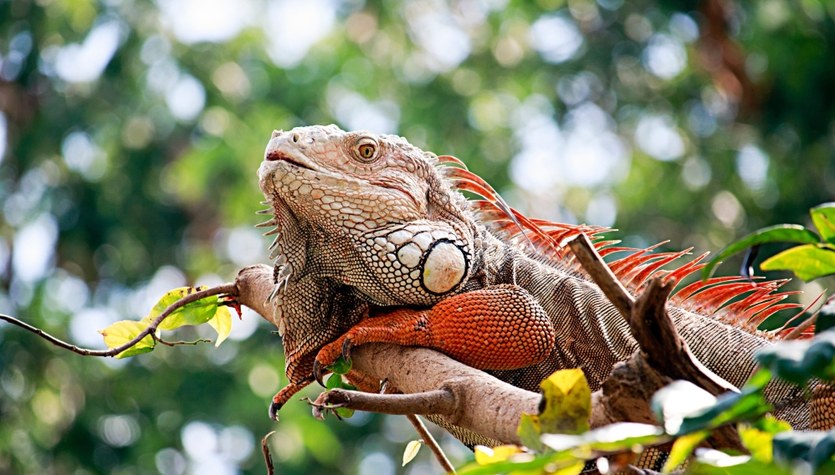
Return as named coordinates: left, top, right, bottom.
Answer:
left=265, top=149, right=315, bottom=171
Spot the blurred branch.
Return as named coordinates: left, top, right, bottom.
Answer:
left=261, top=431, right=277, bottom=475
left=0, top=283, right=238, bottom=357
left=406, top=414, right=456, bottom=474
left=698, top=0, right=760, bottom=116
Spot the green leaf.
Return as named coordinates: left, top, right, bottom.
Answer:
left=756, top=328, right=835, bottom=384
left=702, top=225, right=820, bottom=280
left=538, top=369, right=591, bottom=435
left=811, top=203, right=835, bottom=243
left=207, top=305, right=232, bottom=347
left=760, top=243, right=835, bottom=281
left=325, top=373, right=344, bottom=390
left=772, top=430, right=835, bottom=472
left=690, top=449, right=789, bottom=475
left=151, top=286, right=219, bottom=331
left=458, top=448, right=576, bottom=475
left=335, top=407, right=355, bottom=419
left=402, top=440, right=422, bottom=466
left=663, top=431, right=709, bottom=472
left=665, top=371, right=772, bottom=435
left=541, top=422, right=667, bottom=453
left=329, top=356, right=352, bottom=375
left=99, top=320, right=155, bottom=358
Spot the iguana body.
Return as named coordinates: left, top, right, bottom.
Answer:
left=256, top=125, right=818, bottom=441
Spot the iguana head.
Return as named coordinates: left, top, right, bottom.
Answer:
left=257, top=125, right=479, bottom=377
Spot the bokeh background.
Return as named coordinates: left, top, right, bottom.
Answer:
left=1, top=0, right=834, bottom=473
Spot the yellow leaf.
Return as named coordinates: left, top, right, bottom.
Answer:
left=663, top=431, right=708, bottom=473
left=474, top=445, right=522, bottom=465
left=402, top=440, right=422, bottom=466
left=539, top=369, right=591, bottom=435
left=551, top=462, right=585, bottom=475
left=207, top=305, right=232, bottom=347
left=99, top=320, right=155, bottom=358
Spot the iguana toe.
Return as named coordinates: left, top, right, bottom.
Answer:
left=268, top=401, right=282, bottom=421
left=313, top=359, right=327, bottom=387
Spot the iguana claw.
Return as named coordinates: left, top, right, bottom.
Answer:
left=268, top=377, right=314, bottom=421
left=268, top=401, right=282, bottom=421
left=341, top=338, right=353, bottom=361
left=313, top=360, right=327, bottom=387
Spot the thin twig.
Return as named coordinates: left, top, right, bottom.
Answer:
left=156, top=337, right=213, bottom=347
left=377, top=379, right=457, bottom=474
left=406, top=414, right=456, bottom=474
left=567, top=234, right=635, bottom=319
left=261, top=430, right=276, bottom=475
left=0, top=283, right=238, bottom=357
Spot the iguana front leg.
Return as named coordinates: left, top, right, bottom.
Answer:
left=313, top=284, right=556, bottom=383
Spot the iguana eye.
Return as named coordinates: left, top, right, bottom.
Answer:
left=354, top=138, right=379, bottom=163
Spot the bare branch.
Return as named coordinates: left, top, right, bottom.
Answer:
left=567, top=234, right=634, bottom=318
left=312, top=388, right=456, bottom=416
left=631, top=279, right=737, bottom=396
left=406, top=414, right=457, bottom=474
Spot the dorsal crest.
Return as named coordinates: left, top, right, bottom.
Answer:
left=437, top=157, right=814, bottom=340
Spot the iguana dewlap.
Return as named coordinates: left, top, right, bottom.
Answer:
left=257, top=124, right=818, bottom=436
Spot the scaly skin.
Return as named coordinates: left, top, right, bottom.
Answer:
left=257, top=125, right=817, bottom=437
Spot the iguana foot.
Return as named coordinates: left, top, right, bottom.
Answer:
left=312, top=338, right=354, bottom=386
left=313, top=285, right=556, bottom=373
left=269, top=377, right=314, bottom=421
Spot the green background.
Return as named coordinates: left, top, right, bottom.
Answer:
left=1, top=0, right=833, bottom=473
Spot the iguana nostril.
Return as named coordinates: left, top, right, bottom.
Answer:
left=292, top=133, right=300, bottom=143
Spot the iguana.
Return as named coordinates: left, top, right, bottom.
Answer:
left=255, top=124, right=823, bottom=444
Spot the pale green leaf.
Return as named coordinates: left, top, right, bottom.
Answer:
left=517, top=413, right=543, bottom=451
left=150, top=286, right=218, bottom=331
left=811, top=203, right=835, bottom=243
left=99, top=320, right=155, bottom=358
left=473, top=445, right=523, bottom=465
left=402, top=440, right=422, bottom=466
left=761, top=243, right=835, bottom=281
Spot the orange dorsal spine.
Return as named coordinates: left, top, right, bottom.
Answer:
left=443, top=162, right=813, bottom=340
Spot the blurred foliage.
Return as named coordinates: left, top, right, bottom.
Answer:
left=1, top=0, right=834, bottom=473
left=463, top=333, right=835, bottom=474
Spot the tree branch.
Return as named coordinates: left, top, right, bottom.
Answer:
left=312, top=387, right=456, bottom=417
left=232, top=258, right=746, bottom=451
